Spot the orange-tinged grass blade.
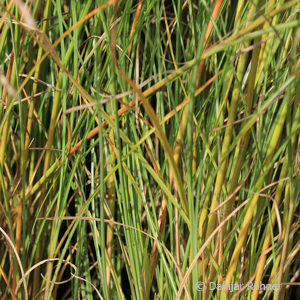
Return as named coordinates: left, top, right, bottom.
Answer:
left=0, top=263, right=17, bottom=300
left=127, top=0, right=142, bottom=56
left=196, top=0, right=223, bottom=87
left=0, top=0, right=13, bottom=32
left=52, top=0, right=117, bottom=49
left=105, top=133, right=116, bottom=288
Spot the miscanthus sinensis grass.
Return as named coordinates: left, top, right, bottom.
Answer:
left=0, top=0, right=299, bottom=299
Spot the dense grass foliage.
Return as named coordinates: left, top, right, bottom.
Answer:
left=0, top=0, right=299, bottom=299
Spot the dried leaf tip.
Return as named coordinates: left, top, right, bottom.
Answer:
left=15, top=0, right=37, bottom=31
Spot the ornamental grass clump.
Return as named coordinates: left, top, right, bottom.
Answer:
left=0, top=0, right=299, bottom=299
